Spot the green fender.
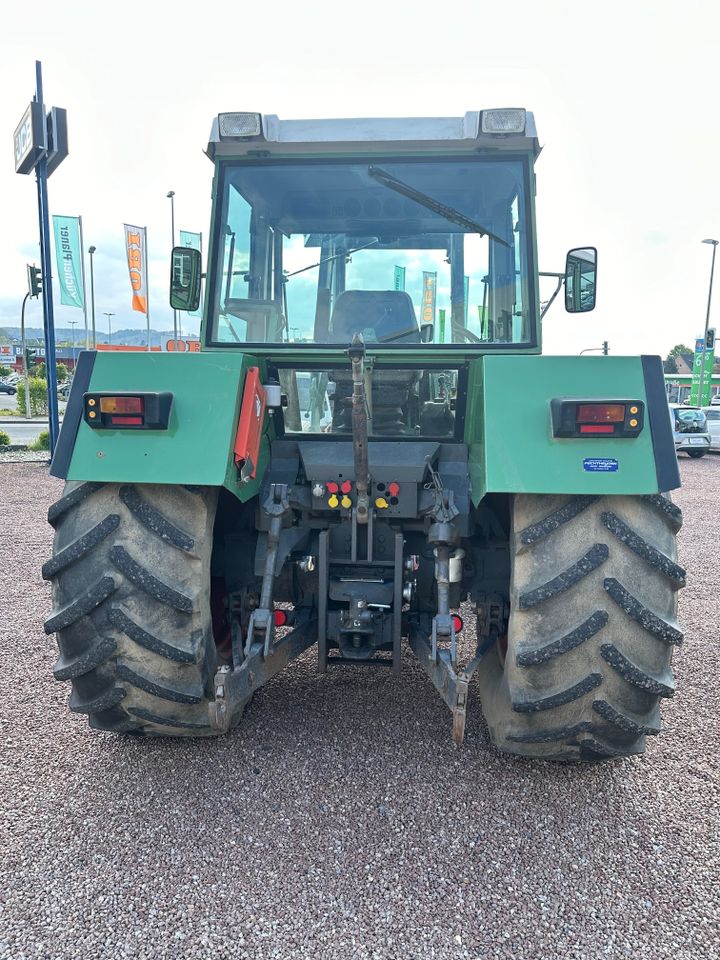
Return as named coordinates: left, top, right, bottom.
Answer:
left=51, top=350, right=269, bottom=502
left=464, top=354, right=679, bottom=503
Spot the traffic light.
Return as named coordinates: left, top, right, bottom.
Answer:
left=706, top=328, right=716, bottom=351
left=27, top=264, right=43, bottom=299
left=25, top=348, right=37, bottom=369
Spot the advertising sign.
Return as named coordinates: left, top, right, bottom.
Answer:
left=52, top=215, right=84, bottom=308
left=393, top=265, right=406, bottom=291
left=124, top=225, right=149, bottom=315
left=14, top=102, right=45, bottom=174
left=690, top=337, right=715, bottom=406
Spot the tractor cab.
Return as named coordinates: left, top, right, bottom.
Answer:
left=174, top=109, right=544, bottom=354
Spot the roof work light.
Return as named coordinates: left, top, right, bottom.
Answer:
left=218, top=113, right=263, bottom=139
left=480, top=109, right=526, bottom=134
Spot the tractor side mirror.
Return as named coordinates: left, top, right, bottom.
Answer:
left=420, top=321, right=434, bottom=343
left=564, top=246, right=597, bottom=313
left=170, top=247, right=202, bottom=312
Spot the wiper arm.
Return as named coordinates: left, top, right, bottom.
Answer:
left=367, top=165, right=512, bottom=249
left=283, top=238, right=380, bottom=281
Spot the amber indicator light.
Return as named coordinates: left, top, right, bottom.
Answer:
left=99, top=396, right=144, bottom=415
left=576, top=403, right=625, bottom=424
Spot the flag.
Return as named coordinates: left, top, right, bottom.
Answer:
left=421, top=271, right=437, bottom=326
left=393, top=265, right=406, bottom=291
left=124, top=224, right=149, bottom=315
left=52, top=215, right=84, bottom=309
left=180, top=230, right=202, bottom=318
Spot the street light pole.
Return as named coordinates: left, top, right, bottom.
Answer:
left=698, top=238, right=718, bottom=407
left=88, top=245, right=97, bottom=348
left=103, top=312, right=114, bottom=345
left=68, top=319, right=78, bottom=369
left=167, top=190, right=178, bottom=343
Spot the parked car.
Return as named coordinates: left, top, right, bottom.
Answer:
left=58, top=381, right=72, bottom=401
left=710, top=394, right=720, bottom=406
left=0, top=381, right=17, bottom=395
left=702, top=406, right=720, bottom=452
left=669, top=403, right=711, bottom=458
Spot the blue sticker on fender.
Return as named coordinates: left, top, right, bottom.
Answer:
left=583, top=458, right=618, bottom=473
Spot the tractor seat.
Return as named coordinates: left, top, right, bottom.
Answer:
left=329, top=290, right=420, bottom=344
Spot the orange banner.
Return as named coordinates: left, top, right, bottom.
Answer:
left=124, top=224, right=148, bottom=315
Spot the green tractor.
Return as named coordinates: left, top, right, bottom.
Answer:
left=44, top=108, right=684, bottom=760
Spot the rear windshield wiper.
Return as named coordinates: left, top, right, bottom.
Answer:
left=368, top=165, right=512, bottom=249
left=283, top=238, right=380, bottom=280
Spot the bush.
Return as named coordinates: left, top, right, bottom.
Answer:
left=0, top=430, right=10, bottom=447
left=56, top=362, right=68, bottom=382
left=28, top=430, right=50, bottom=451
left=16, top=378, right=49, bottom=417
left=0, top=365, right=11, bottom=378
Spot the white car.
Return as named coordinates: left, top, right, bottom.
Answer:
left=669, top=404, right=711, bottom=458
left=702, top=406, right=720, bottom=452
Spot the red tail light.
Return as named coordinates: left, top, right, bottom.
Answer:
left=452, top=615, right=463, bottom=633
left=577, top=403, right=625, bottom=423
left=580, top=424, right=614, bottom=434
left=273, top=610, right=288, bottom=627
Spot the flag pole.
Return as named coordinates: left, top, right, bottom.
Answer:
left=145, top=226, right=151, bottom=351
left=78, top=216, right=90, bottom=349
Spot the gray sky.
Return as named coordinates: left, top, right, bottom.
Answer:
left=2, top=0, right=718, bottom=355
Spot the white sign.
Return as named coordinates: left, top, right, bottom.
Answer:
left=13, top=102, right=45, bottom=175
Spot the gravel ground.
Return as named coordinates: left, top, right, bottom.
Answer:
left=0, top=460, right=718, bottom=960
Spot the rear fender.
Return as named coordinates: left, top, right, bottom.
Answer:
left=51, top=350, right=269, bottom=502
left=465, top=354, right=679, bottom=504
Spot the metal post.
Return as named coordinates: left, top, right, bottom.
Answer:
left=104, top=312, right=114, bottom=345
left=34, top=61, right=60, bottom=454
left=68, top=319, right=78, bottom=368
left=699, top=239, right=718, bottom=408
left=168, top=191, right=178, bottom=342
left=20, top=293, right=31, bottom=422
left=78, top=216, right=90, bottom=349
left=88, top=246, right=97, bottom=347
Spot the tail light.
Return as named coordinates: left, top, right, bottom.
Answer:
left=551, top=399, right=644, bottom=438
left=84, top=392, right=173, bottom=429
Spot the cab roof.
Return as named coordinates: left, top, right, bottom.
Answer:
left=207, top=109, right=540, bottom=160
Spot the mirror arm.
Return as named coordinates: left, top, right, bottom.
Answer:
left=540, top=275, right=564, bottom=320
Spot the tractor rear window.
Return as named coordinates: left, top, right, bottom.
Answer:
left=208, top=157, right=534, bottom=349
left=275, top=367, right=462, bottom=439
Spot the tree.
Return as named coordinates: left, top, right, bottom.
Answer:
left=667, top=343, right=693, bottom=359
left=664, top=343, right=693, bottom=374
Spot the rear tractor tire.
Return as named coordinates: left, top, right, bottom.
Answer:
left=43, top=482, right=241, bottom=736
left=476, top=493, right=684, bottom=761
